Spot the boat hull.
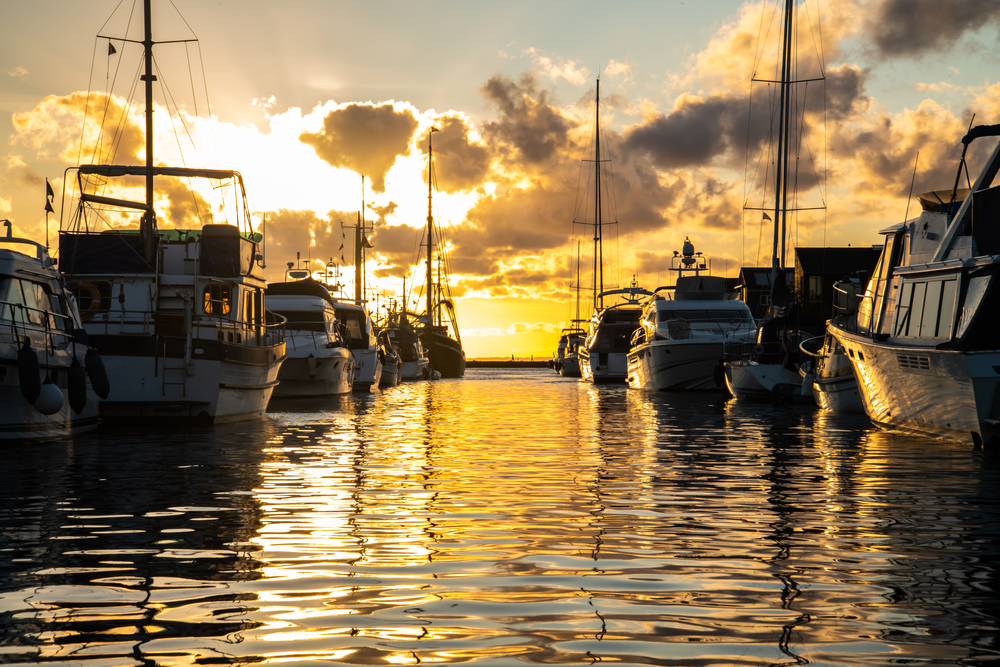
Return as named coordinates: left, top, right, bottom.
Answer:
left=560, top=354, right=581, bottom=378
left=89, top=336, right=284, bottom=423
left=811, top=371, right=864, bottom=412
left=1, top=353, right=100, bottom=441
left=352, top=347, right=383, bottom=392
left=580, top=351, right=628, bottom=384
left=273, top=347, right=354, bottom=397
left=379, top=361, right=401, bottom=388
left=831, top=328, right=1000, bottom=444
left=400, top=359, right=431, bottom=381
left=724, top=361, right=807, bottom=402
left=627, top=340, right=726, bottom=391
left=423, top=330, right=465, bottom=378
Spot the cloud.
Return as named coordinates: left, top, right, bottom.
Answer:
left=524, top=48, right=589, bottom=85
left=255, top=208, right=355, bottom=281
left=8, top=66, right=28, bottom=79
left=604, top=60, right=634, bottom=81
left=4, top=155, right=44, bottom=188
left=480, top=74, right=572, bottom=165
left=868, top=0, right=1000, bottom=57
left=463, top=322, right=563, bottom=337
left=300, top=102, right=419, bottom=193
left=422, top=116, right=492, bottom=193
left=11, top=92, right=144, bottom=164
left=914, top=81, right=962, bottom=93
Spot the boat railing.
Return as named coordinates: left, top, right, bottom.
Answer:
left=83, top=307, right=285, bottom=346
left=798, top=334, right=826, bottom=359
left=723, top=340, right=786, bottom=365
left=831, top=283, right=872, bottom=335
left=0, top=301, right=76, bottom=344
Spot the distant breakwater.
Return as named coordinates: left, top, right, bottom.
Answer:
left=466, top=359, right=550, bottom=368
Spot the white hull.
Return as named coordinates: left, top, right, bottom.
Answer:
left=273, top=348, right=354, bottom=397
left=400, top=358, right=431, bottom=381
left=0, top=352, right=100, bottom=441
left=580, top=351, right=628, bottom=384
left=627, top=340, right=725, bottom=391
left=724, top=362, right=806, bottom=401
left=97, top=350, right=281, bottom=422
left=379, top=362, right=401, bottom=388
left=811, top=372, right=864, bottom=412
left=559, top=354, right=581, bottom=378
left=831, top=330, right=1000, bottom=443
left=352, top=347, right=383, bottom=391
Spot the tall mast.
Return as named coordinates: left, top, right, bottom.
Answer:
left=354, top=211, right=363, bottom=303
left=141, top=0, right=157, bottom=264
left=771, top=0, right=793, bottom=283
left=426, top=128, right=437, bottom=330
left=575, top=240, right=581, bottom=324
left=593, top=79, right=603, bottom=310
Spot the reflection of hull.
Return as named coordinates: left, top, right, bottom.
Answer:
left=831, top=328, right=1000, bottom=443
left=273, top=347, right=354, bottom=397
left=724, top=361, right=806, bottom=402
left=352, top=347, right=382, bottom=392
left=560, top=354, right=581, bottom=377
left=580, top=351, right=628, bottom=383
left=423, top=330, right=465, bottom=378
left=627, top=340, right=725, bottom=391
left=95, top=338, right=283, bottom=422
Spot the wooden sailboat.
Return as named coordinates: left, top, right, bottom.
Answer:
left=419, top=129, right=466, bottom=378
left=577, top=79, right=651, bottom=384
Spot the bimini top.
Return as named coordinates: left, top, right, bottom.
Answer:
left=265, top=277, right=337, bottom=307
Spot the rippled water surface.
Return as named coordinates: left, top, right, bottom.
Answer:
left=2, top=368, right=999, bottom=666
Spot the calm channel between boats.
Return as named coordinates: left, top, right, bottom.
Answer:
left=2, top=367, right=999, bottom=666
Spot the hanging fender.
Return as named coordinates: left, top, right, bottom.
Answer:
left=34, top=374, right=64, bottom=416
left=17, top=340, right=41, bottom=404
left=68, top=357, right=88, bottom=414
left=85, top=348, right=111, bottom=399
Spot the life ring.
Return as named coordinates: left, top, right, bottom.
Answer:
left=75, top=281, right=102, bottom=322
left=754, top=344, right=764, bottom=356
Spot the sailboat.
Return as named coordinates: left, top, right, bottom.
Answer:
left=576, top=79, right=651, bottom=384
left=723, top=0, right=826, bottom=401
left=56, top=0, right=285, bottom=422
left=829, top=123, right=1000, bottom=447
left=419, top=129, right=466, bottom=378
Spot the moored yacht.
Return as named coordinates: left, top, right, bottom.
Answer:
left=56, top=1, right=284, bottom=423
left=830, top=123, right=1000, bottom=447
left=579, top=280, right=652, bottom=384
left=556, top=328, right=586, bottom=377
left=2, top=223, right=103, bottom=440
left=386, top=313, right=432, bottom=381
left=333, top=299, right=382, bottom=391
left=265, top=275, right=355, bottom=397
left=627, top=239, right=755, bottom=391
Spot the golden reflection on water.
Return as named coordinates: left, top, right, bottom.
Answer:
left=1, top=370, right=999, bottom=666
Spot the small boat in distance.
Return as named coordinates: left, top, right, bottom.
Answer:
left=265, top=270, right=355, bottom=397
left=419, top=129, right=466, bottom=378
left=627, top=238, right=755, bottom=391
left=377, top=330, right=401, bottom=388
left=2, top=221, right=103, bottom=440
left=387, top=312, right=432, bottom=381
left=554, top=241, right=586, bottom=378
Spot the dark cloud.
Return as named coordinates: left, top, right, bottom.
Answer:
left=158, top=176, right=215, bottom=228
left=421, top=117, right=492, bottom=193
left=300, top=103, right=418, bottom=193
left=869, top=0, right=1000, bottom=57
left=826, top=64, right=869, bottom=121
left=4, top=157, right=44, bottom=188
left=480, top=73, right=572, bottom=165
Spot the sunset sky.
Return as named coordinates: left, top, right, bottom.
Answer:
left=2, top=0, right=999, bottom=358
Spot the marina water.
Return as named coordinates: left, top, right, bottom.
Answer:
left=2, top=368, right=998, bottom=665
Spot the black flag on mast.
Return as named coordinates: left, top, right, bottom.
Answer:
left=44, top=178, right=54, bottom=213
left=108, top=41, right=117, bottom=56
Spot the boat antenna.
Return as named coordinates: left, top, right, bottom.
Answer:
left=903, top=151, right=919, bottom=223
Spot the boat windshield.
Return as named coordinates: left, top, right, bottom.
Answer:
left=336, top=310, right=367, bottom=345
left=657, top=309, right=752, bottom=324
left=273, top=311, right=327, bottom=333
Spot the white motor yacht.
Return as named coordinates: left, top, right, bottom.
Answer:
left=830, top=123, right=1000, bottom=447
left=265, top=277, right=355, bottom=397
left=386, top=316, right=432, bottom=381
left=2, top=223, right=103, bottom=440
left=333, top=300, right=383, bottom=391
left=627, top=239, right=755, bottom=391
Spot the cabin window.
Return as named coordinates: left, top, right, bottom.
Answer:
left=808, top=275, right=823, bottom=303
left=203, top=283, right=232, bottom=316
left=337, top=310, right=365, bottom=342
left=274, top=311, right=325, bottom=332
left=894, top=277, right=960, bottom=338
left=957, top=275, right=991, bottom=338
